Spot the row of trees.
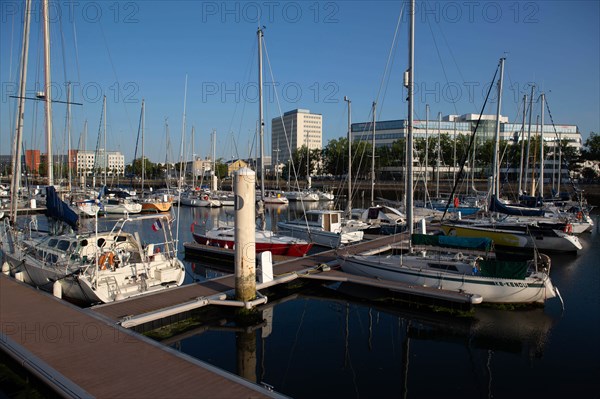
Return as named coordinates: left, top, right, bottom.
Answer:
left=89, top=132, right=600, bottom=184
left=280, top=135, right=582, bottom=181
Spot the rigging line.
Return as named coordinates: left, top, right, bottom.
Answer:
left=131, top=103, right=143, bottom=186
left=426, top=13, right=459, bottom=115
left=58, top=0, right=72, bottom=182
left=498, top=95, right=527, bottom=196
left=374, top=3, right=405, bottom=106
left=231, top=35, right=257, bottom=161
left=435, top=15, right=467, bottom=85
left=71, top=9, right=82, bottom=98
left=98, top=21, right=135, bottom=150
left=92, top=101, right=104, bottom=176
left=349, top=107, right=376, bottom=203
left=57, top=5, right=69, bottom=85
left=31, top=23, right=43, bottom=154
left=7, top=5, right=17, bottom=152
left=441, top=61, right=500, bottom=221
left=262, top=34, right=302, bottom=194
left=505, top=71, right=523, bottom=123
left=543, top=96, right=564, bottom=145
left=544, top=96, right=579, bottom=197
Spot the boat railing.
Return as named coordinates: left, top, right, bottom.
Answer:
left=27, top=218, right=39, bottom=239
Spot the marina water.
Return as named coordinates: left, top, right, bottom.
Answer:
left=1, top=203, right=599, bottom=398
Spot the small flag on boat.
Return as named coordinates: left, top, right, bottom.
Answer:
left=152, top=219, right=162, bottom=232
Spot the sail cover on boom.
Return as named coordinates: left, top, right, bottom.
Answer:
left=45, top=186, right=79, bottom=230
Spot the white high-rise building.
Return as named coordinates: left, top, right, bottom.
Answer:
left=271, top=109, right=322, bottom=166
left=76, top=150, right=125, bottom=177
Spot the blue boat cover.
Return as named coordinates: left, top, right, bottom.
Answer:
left=45, top=186, right=79, bottom=230
left=412, top=234, right=492, bottom=251
left=489, top=195, right=545, bottom=217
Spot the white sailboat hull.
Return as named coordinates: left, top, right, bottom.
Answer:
left=101, top=202, right=142, bottom=214
left=2, top=247, right=185, bottom=303
left=277, top=222, right=363, bottom=248
left=180, top=196, right=221, bottom=208
left=339, top=254, right=557, bottom=304
left=1, top=216, right=185, bottom=304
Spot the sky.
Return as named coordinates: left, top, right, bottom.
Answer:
left=1, top=0, right=599, bottom=164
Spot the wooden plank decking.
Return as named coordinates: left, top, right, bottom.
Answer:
left=0, top=274, right=284, bottom=398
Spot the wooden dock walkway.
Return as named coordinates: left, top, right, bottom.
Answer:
left=0, top=274, right=285, bottom=398
left=94, top=235, right=409, bottom=325
left=93, top=233, right=479, bottom=329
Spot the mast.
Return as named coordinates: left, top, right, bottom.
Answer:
left=212, top=129, right=217, bottom=191
left=190, top=126, right=195, bottom=188
left=81, top=120, right=87, bottom=189
left=42, top=0, right=54, bottom=186
left=452, top=118, right=457, bottom=186
left=66, top=82, right=72, bottom=192
left=344, top=96, right=352, bottom=215
left=179, top=75, right=188, bottom=190
left=557, top=127, right=562, bottom=196
left=424, top=104, right=428, bottom=205
left=258, top=27, right=265, bottom=201
left=141, top=100, right=145, bottom=195
left=530, top=115, right=539, bottom=196
left=518, top=94, right=527, bottom=195
left=164, top=118, right=170, bottom=189
left=175, top=76, right=188, bottom=257
left=492, top=57, right=505, bottom=197
left=539, top=93, right=545, bottom=199
left=102, top=96, right=108, bottom=186
left=436, top=112, right=441, bottom=199
left=405, top=0, right=415, bottom=237
left=275, top=137, right=280, bottom=189
left=370, top=101, right=376, bottom=206
left=10, top=0, right=32, bottom=222
left=524, top=84, right=535, bottom=193
left=306, top=127, right=310, bottom=190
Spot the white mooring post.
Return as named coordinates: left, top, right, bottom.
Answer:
left=234, top=167, right=256, bottom=302
left=258, top=251, right=273, bottom=283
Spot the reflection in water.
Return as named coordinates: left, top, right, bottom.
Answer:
left=144, top=278, right=556, bottom=398
left=237, top=330, right=257, bottom=383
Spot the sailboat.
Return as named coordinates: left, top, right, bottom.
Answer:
left=2, top=189, right=185, bottom=303
left=1, top=2, right=184, bottom=304
left=347, top=102, right=407, bottom=235
left=277, top=95, right=364, bottom=247
left=440, top=68, right=582, bottom=253
left=192, top=28, right=313, bottom=257
left=337, top=3, right=560, bottom=305
left=134, top=101, right=173, bottom=213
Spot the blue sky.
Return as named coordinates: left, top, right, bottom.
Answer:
left=1, top=0, right=599, bottom=164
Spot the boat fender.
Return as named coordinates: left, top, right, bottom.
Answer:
left=203, top=195, right=209, bottom=201
left=563, top=224, right=573, bottom=234
left=577, top=211, right=582, bottom=220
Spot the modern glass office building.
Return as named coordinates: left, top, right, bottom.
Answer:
left=351, top=114, right=581, bottom=151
